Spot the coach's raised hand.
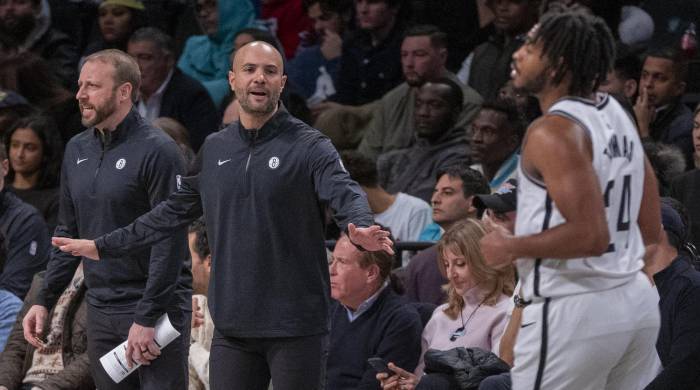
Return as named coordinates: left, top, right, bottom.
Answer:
left=52, top=237, right=100, bottom=260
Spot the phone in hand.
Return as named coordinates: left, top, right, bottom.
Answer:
left=367, top=357, right=392, bottom=375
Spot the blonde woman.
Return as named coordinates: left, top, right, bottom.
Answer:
left=379, top=218, right=514, bottom=389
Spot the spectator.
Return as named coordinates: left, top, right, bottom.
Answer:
left=470, top=100, right=524, bottom=192
left=178, top=0, right=255, bottom=107
left=407, top=0, right=482, bottom=72
left=0, top=0, right=78, bottom=88
left=332, top=0, right=406, bottom=105
left=0, top=267, right=92, bottom=390
left=0, top=142, right=50, bottom=350
left=46, top=0, right=98, bottom=56
left=82, top=0, right=147, bottom=58
left=473, top=178, right=518, bottom=234
left=670, top=104, right=700, bottom=249
left=152, top=117, right=196, bottom=165
left=353, top=25, right=482, bottom=158
left=457, top=0, right=539, bottom=101
left=0, top=52, right=82, bottom=144
left=187, top=219, right=213, bottom=390
left=342, top=150, right=432, bottom=265
left=377, top=78, right=470, bottom=202
left=403, top=166, right=489, bottom=305
left=231, top=26, right=285, bottom=58
left=128, top=27, right=220, bottom=152
left=328, top=233, right=423, bottom=389
left=617, top=3, right=654, bottom=46
left=288, top=0, right=353, bottom=104
left=4, top=115, right=62, bottom=232
left=378, top=219, right=514, bottom=389
left=643, top=198, right=700, bottom=389
left=644, top=141, right=686, bottom=196
left=0, top=89, right=33, bottom=135
left=138, top=0, right=201, bottom=55
left=474, top=179, right=521, bottom=390
left=259, top=0, right=312, bottom=60
left=598, top=43, right=642, bottom=105
left=635, top=47, right=694, bottom=167
left=496, top=80, right=541, bottom=123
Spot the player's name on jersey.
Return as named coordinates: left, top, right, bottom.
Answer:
left=603, top=134, right=635, bottom=162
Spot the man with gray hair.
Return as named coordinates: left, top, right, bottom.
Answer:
left=22, top=49, right=192, bottom=390
left=128, top=27, right=219, bottom=151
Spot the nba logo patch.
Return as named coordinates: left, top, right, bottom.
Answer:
left=29, top=241, right=37, bottom=256
left=176, top=175, right=182, bottom=190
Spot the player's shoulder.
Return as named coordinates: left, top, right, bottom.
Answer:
left=524, top=114, right=584, bottom=149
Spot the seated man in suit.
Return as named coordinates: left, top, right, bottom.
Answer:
left=128, top=27, right=220, bottom=151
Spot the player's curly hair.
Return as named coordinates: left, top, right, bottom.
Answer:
left=532, top=8, right=615, bottom=96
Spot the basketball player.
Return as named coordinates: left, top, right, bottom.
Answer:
left=479, top=9, right=663, bottom=390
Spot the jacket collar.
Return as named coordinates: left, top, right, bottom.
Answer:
left=92, top=107, right=140, bottom=149
left=237, top=104, right=291, bottom=144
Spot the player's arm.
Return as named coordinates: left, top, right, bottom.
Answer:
left=638, top=156, right=662, bottom=247
left=482, top=116, right=609, bottom=265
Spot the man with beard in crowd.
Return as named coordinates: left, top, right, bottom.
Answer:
left=0, top=0, right=78, bottom=87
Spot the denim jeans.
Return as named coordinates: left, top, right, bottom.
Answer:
left=0, top=288, right=23, bottom=351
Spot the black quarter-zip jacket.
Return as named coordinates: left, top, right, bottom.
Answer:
left=0, top=189, right=50, bottom=300
left=94, top=106, right=374, bottom=338
left=38, top=109, right=191, bottom=326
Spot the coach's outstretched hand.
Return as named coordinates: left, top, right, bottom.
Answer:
left=52, top=237, right=100, bottom=260
left=348, top=223, right=395, bottom=255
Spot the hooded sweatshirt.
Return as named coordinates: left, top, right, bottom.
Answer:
left=177, top=0, right=254, bottom=106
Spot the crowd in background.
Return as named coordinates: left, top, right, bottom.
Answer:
left=0, top=0, right=699, bottom=389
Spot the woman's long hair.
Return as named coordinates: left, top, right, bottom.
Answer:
left=437, top=219, right=515, bottom=320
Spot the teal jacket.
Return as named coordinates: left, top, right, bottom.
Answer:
left=178, top=0, right=254, bottom=106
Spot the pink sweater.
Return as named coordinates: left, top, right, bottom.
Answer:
left=415, top=286, right=510, bottom=375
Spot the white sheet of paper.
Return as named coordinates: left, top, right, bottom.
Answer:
left=99, top=313, right=181, bottom=383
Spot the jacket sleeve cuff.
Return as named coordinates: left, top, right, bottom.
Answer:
left=94, top=236, right=111, bottom=259
left=133, top=313, right=159, bottom=328
left=35, top=289, right=55, bottom=310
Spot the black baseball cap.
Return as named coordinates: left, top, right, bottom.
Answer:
left=473, top=178, right=517, bottom=214
left=0, top=89, right=28, bottom=109
left=660, top=200, right=686, bottom=244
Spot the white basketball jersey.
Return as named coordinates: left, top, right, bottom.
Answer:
left=515, top=94, right=646, bottom=300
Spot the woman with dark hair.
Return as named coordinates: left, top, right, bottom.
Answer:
left=81, top=0, right=148, bottom=57
left=0, top=52, right=82, bottom=144
left=4, top=115, right=63, bottom=232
